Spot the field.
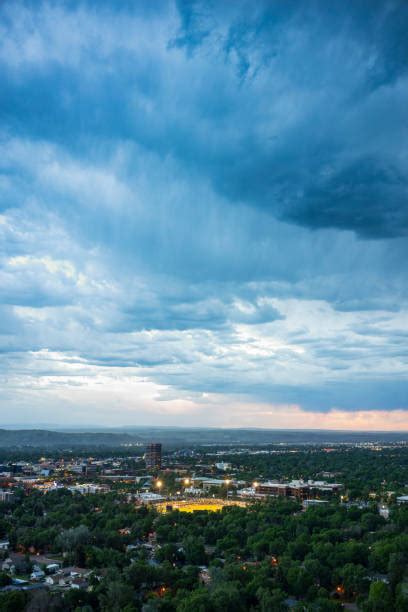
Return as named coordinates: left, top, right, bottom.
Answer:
left=155, top=498, right=247, bottom=513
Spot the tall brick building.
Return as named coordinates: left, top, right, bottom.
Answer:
left=145, top=443, right=162, bottom=470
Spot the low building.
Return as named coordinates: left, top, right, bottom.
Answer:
left=192, top=477, right=233, bottom=489
left=71, top=577, right=89, bottom=589
left=302, top=499, right=328, bottom=509
left=307, top=480, right=343, bottom=493
left=215, top=462, right=232, bottom=471
left=136, top=492, right=165, bottom=503
left=254, top=479, right=343, bottom=500
left=0, top=490, right=15, bottom=503
left=198, top=566, right=211, bottom=585
left=257, top=482, right=293, bottom=497
left=68, top=483, right=109, bottom=495
left=184, top=486, right=204, bottom=496
left=126, top=544, right=139, bottom=553
left=2, top=558, right=15, bottom=573
left=378, top=505, right=390, bottom=519
left=237, top=487, right=262, bottom=498
left=31, top=568, right=45, bottom=581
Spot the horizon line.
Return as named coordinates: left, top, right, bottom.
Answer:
left=0, top=424, right=407, bottom=434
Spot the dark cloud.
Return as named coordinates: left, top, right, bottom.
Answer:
left=1, top=0, right=407, bottom=238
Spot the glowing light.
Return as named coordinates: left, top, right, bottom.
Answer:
left=156, top=480, right=163, bottom=489
left=253, top=481, right=259, bottom=488
left=184, top=478, right=190, bottom=485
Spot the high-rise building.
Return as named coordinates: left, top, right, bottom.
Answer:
left=145, top=443, right=162, bottom=470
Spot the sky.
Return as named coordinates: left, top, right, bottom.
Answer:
left=0, top=0, right=407, bottom=430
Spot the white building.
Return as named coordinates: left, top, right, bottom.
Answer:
left=2, top=558, right=15, bottom=573
left=215, top=462, right=232, bottom=471
left=68, top=483, right=109, bottom=495
left=302, top=499, right=328, bottom=509
left=31, top=567, right=45, bottom=580
left=237, top=487, right=258, bottom=498
left=136, top=492, right=165, bottom=502
left=184, top=486, right=204, bottom=496
left=378, top=504, right=390, bottom=519
left=0, top=490, right=15, bottom=503
left=192, top=477, right=234, bottom=489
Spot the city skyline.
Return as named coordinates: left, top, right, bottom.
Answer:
left=1, top=1, right=407, bottom=429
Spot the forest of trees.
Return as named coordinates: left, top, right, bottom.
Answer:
left=0, top=481, right=407, bottom=611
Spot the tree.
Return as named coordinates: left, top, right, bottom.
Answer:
left=364, top=581, right=393, bottom=612
left=395, top=583, right=408, bottom=612
left=286, top=565, right=314, bottom=597
left=156, top=543, right=184, bottom=564
left=256, top=587, right=287, bottom=612
left=388, top=553, right=406, bottom=593
left=56, top=525, right=91, bottom=553
left=210, top=583, right=246, bottom=612
left=0, top=571, right=12, bottom=587
left=307, top=597, right=342, bottom=611
left=335, top=563, right=368, bottom=597
left=177, top=588, right=213, bottom=612
left=182, top=536, right=207, bottom=565
left=0, top=591, right=27, bottom=612
left=99, top=580, right=136, bottom=612
left=25, top=590, right=53, bottom=612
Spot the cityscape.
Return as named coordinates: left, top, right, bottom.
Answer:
left=0, top=433, right=407, bottom=609
left=1, top=0, right=408, bottom=610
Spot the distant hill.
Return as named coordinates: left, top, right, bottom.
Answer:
left=123, top=426, right=407, bottom=446
left=0, top=426, right=406, bottom=449
left=0, top=428, right=139, bottom=448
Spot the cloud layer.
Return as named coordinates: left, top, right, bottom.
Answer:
left=0, top=0, right=407, bottom=427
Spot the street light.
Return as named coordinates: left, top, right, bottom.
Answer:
left=253, top=481, right=259, bottom=489
left=156, top=480, right=163, bottom=489
left=184, top=478, right=190, bottom=486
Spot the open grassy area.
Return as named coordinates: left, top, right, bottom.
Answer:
left=155, top=498, right=247, bottom=513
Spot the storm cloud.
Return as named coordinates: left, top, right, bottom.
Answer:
left=0, top=0, right=407, bottom=426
